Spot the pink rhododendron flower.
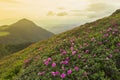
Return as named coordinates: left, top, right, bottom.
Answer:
left=52, top=62, right=56, bottom=67
left=62, top=50, right=67, bottom=55
left=83, top=43, right=89, bottom=46
left=104, top=34, right=109, bottom=37
left=114, top=49, right=119, bottom=52
left=61, top=60, right=68, bottom=65
left=107, top=27, right=112, bottom=32
left=112, top=32, right=115, bottom=34
left=51, top=71, right=60, bottom=76
left=60, top=49, right=63, bottom=52
left=44, top=60, right=49, bottom=66
left=98, top=42, right=103, bottom=45
left=72, top=51, right=77, bottom=55
left=93, top=54, right=96, bottom=57
left=67, top=69, right=72, bottom=75
left=74, top=66, right=79, bottom=71
left=65, top=57, right=70, bottom=61
left=51, top=71, right=56, bottom=76
left=24, top=59, right=30, bottom=63
left=114, top=28, right=118, bottom=32
left=108, top=54, right=113, bottom=58
left=85, top=50, right=89, bottom=53
left=47, top=57, right=52, bottom=61
left=117, top=43, right=120, bottom=46
left=70, top=39, right=74, bottom=43
left=91, top=37, right=96, bottom=42
left=55, top=71, right=60, bottom=75
left=43, top=58, right=52, bottom=66
left=60, top=49, right=67, bottom=55
left=78, top=54, right=81, bottom=58
left=70, top=47, right=74, bottom=51
left=38, top=71, right=45, bottom=75
left=60, top=73, right=66, bottom=78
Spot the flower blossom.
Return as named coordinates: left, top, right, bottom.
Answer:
left=107, top=27, right=112, bottom=32
left=43, top=57, right=52, bottom=66
left=108, top=54, right=113, bottom=58
left=60, top=73, right=66, bottom=78
left=67, top=69, right=72, bottom=75
left=117, top=43, right=120, bottom=46
left=47, top=57, right=52, bottom=61
left=104, top=34, right=109, bottom=37
left=85, top=50, right=89, bottom=53
left=60, top=60, right=69, bottom=65
left=74, top=66, right=79, bottom=71
left=72, top=51, right=77, bottom=55
left=51, top=71, right=60, bottom=76
left=38, top=71, right=45, bottom=75
left=52, top=62, right=56, bottom=67
left=70, top=47, right=74, bottom=51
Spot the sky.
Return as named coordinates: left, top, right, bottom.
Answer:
left=0, top=0, right=120, bottom=33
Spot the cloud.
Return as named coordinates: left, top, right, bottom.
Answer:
left=87, top=2, right=114, bottom=12
left=47, top=11, right=68, bottom=16
left=68, top=1, right=119, bottom=19
left=83, top=2, right=118, bottom=19
left=47, top=11, right=55, bottom=16
left=57, top=7, right=65, bottom=10
left=57, top=12, right=68, bottom=16
left=0, top=0, right=19, bottom=3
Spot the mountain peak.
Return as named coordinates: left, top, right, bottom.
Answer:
left=17, top=18, right=33, bottom=23
left=12, top=18, right=36, bottom=26
left=19, top=18, right=31, bottom=21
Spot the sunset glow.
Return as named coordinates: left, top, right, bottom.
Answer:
left=0, top=0, right=120, bottom=32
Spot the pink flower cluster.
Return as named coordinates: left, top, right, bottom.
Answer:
left=72, top=51, right=77, bottom=55
left=43, top=57, right=52, bottom=66
left=60, top=60, right=69, bottom=65
left=104, top=33, right=109, bottom=37
left=107, top=27, right=112, bottom=32
left=60, top=49, right=67, bottom=55
left=117, top=43, right=120, bottom=46
left=24, top=59, right=30, bottom=63
left=61, top=73, right=66, bottom=78
left=38, top=71, right=45, bottom=75
left=52, top=62, right=56, bottom=67
left=38, top=39, right=82, bottom=79
left=51, top=71, right=60, bottom=76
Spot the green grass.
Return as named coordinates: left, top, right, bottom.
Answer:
left=0, top=26, right=9, bottom=30
left=0, top=32, right=9, bottom=37
left=0, top=10, right=120, bottom=80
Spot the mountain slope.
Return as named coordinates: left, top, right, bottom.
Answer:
left=0, top=19, right=54, bottom=58
left=0, top=10, right=120, bottom=80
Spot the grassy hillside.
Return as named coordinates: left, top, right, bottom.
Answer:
left=0, top=9, right=120, bottom=80
left=0, top=19, right=54, bottom=58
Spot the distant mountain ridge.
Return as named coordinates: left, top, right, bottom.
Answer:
left=0, top=18, right=54, bottom=58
